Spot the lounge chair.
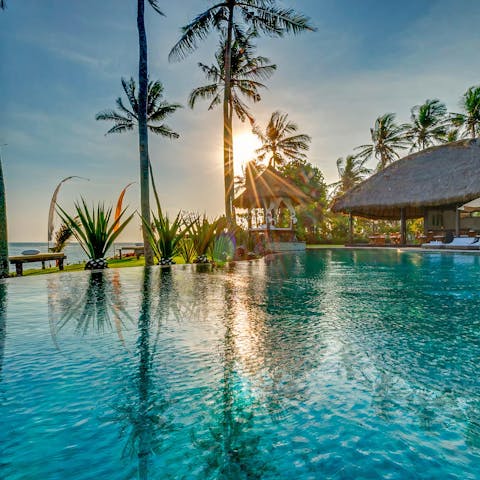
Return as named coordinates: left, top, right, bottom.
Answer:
left=446, top=236, right=478, bottom=247
left=421, top=240, right=445, bottom=248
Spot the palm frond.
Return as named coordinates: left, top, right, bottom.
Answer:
left=147, top=0, right=164, bottom=15
left=168, top=5, right=226, bottom=62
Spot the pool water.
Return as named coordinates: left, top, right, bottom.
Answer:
left=1, top=249, right=480, bottom=479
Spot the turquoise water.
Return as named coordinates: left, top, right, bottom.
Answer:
left=1, top=249, right=480, bottom=479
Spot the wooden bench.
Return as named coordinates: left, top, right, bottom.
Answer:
left=118, top=246, right=144, bottom=259
left=9, top=252, right=66, bottom=276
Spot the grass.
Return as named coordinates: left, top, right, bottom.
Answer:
left=17, top=255, right=190, bottom=277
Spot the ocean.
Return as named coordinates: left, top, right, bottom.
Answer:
left=7, top=242, right=142, bottom=272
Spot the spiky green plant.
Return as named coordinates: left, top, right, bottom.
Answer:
left=188, top=215, right=220, bottom=259
left=177, top=236, right=196, bottom=264
left=143, top=206, right=188, bottom=264
left=58, top=198, right=133, bottom=268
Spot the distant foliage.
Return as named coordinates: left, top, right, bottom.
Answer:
left=50, top=221, right=73, bottom=253
left=451, top=85, right=480, bottom=138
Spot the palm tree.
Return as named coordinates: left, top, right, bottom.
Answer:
left=253, top=111, right=311, bottom=169
left=0, top=146, right=8, bottom=278
left=444, top=127, right=460, bottom=143
left=356, top=113, right=409, bottom=170
left=406, top=99, right=448, bottom=151
left=96, top=77, right=181, bottom=213
left=137, top=0, right=164, bottom=266
left=169, top=0, right=315, bottom=223
left=96, top=77, right=181, bottom=138
left=331, top=155, right=371, bottom=196
left=189, top=31, right=276, bottom=125
left=451, top=85, right=480, bottom=138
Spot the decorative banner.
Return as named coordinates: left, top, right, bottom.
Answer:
left=114, top=182, right=135, bottom=232
left=48, top=176, right=89, bottom=242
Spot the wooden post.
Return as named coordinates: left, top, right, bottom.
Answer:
left=455, top=206, right=460, bottom=237
left=349, top=212, right=353, bottom=245
left=15, top=262, right=22, bottom=276
left=400, top=208, right=407, bottom=245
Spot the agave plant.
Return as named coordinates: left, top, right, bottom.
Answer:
left=177, top=236, right=196, bottom=264
left=58, top=198, right=133, bottom=269
left=186, top=214, right=225, bottom=264
left=143, top=206, right=188, bottom=265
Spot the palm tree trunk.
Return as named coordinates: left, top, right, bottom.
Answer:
left=223, top=3, right=235, bottom=223
left=0, top=157, right=8, bottom=278
left=137, top=0, right=154, bottom=266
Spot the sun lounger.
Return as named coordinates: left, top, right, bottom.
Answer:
left=446, top=236, right=478, bottom=246
left=422, top=240, right=444, bottom=248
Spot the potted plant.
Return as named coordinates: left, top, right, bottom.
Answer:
left=58, top=198, right=133, bottom=269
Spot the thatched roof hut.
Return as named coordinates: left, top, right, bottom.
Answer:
left=331, top=139, right=480, bottom=219
left=234, top=165, right=310, bottom=209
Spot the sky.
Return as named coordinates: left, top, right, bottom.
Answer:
left=1, top=0, right=480, bottom=241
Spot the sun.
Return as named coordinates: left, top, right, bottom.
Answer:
left=233, top=131, right=262, bottom=176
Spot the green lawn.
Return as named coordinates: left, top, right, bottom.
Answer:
left=19, top=256, right=145, bottom=277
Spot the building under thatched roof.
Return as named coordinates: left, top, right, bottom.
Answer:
left=332, top=139, right=480, bottom=220
left=234, top=165, right=310, bottom=210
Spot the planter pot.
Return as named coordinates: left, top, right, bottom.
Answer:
left=85, top=258, right=108, bottom=270
left=194, top=255, right=210, bottom=264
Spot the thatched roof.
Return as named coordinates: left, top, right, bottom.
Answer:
left=234, top=165, right=311, bottom=209
left=331, top=139, right=480, bottom=219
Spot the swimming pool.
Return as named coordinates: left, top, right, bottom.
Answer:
left=1, top=249, right=480, bottom=479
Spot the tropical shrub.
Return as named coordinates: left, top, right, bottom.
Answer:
left=177, top=236, right=196, bottom=264
left=186, top=214, right=222, bottom=263
left=211, top=232, right=236, bottom=265
left=50, top=221, right=73, bottom=253
left=58, top=198, right=133, bottom=269
left=143, top=206, right=188, bottom=265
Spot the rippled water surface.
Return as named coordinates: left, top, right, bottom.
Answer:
left=1, top=249, right=480, bottom=479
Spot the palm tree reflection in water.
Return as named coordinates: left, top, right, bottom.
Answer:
left=119, top=267, right=168, bottom=479
left=0, top=281, right=7, bottom=379
left=195, top=277, right=269, bottom=479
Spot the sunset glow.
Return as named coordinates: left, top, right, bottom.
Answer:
left=233, top=132, right=262, bottom=175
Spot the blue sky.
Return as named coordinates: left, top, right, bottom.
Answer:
left=1, top=0, right=479, bottom=241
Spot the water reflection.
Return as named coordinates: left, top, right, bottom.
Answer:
left=325, top=248, right=480, bottom=449
left=115, top=267, right=169, bottom=480
left=48, top=270, right=133, bottom=349
left=0, top=281, right=6, bottom=379
left=195, top=277, right=269, bottom=479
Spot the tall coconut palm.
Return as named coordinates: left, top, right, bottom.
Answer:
left=96, top=77, right=181, bottom=221
left=137, top=0, right=164, bottom=266
left=0, top=146, right=8, bottom=278
left=169, top=1, right=315, bottom=223
left=253, top=111, right=311, bottom=169
left=356, top=113, right=409, bottom=171
left=96, top=77, right=181, bottom=138
left=189, top=31, right=276, bottom=125
left=331, top=154, right=371, bottom=197
left=451, top=85, right=480, bottom=138
left=406, top=99, right=448, bottom=151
